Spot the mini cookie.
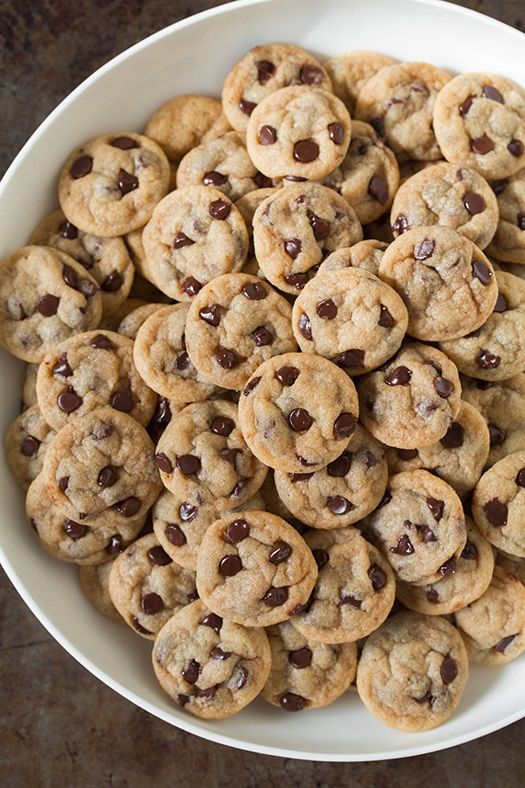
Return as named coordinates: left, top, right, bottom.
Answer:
left=358, top=343, right=461, bottom=449
left=155, top=400, right=267, bottom=510
left=36, top=330, right=156, bottom=431
left=317, top=240, right=387, bottom=277
left=78, top=561, right=122, bottom=622
left=440, top=271, right=525, bottom=380
left=396, top=518, right=495, bottom=615
left=487, top=166, right=525, bottom=263
left=246, top=87, right=351, bottom=180
left=184, top=273, right=297, bottom=390
left=292, top=267, right=408, bottom=375
left=27, top=474, right=144, bottom=565
left=390, top=163, right=499, bottom=249
left=196, top=510, right=317, bottom=626
left=293, top=528, right=395, bottom=643
left=133, top=304, right=216, bottom=403
left=355, top=62, right=451, bottom=161
left=21, top=364, right=39, bottom=410
left=117, top=302, right=165, bottom=339
left=433, top=73, right=525, bottom=180
left=323, top=51, right=398, bottom=115
left=29, top=209, right=134, bottom=317
left=238, top=352, right=359, bottom=473
left=262, top=619, right=358, bottom=711
left=379, top=227, right=498, bottom=341
left=472, top=449, right=525, bottom=557
left=356, top=612, right=468, bottom=731
left=455, top=566, right=525, bottom=665
left=274, top=424, right=387, bottom=529
left=99, top=298, right=147, bottom=332
left=0, top=245, right=102, bottom=363
left=152, top=599, right=271, bottom=719
left=366, top=469, right=467, bottom=585
left=324, top=120, right=400, bottom=224
left=43, top=406, right=161, bottom=526
left=145, top=94, right=230, bottom=162
left=141, top=186, right=249, bottom=301
left=252, top=183, right=362, bottom=295
left=5, top=405, right=56, bottom=488
left=108, top=533, right=197, bottom=639
left=222, top=43, right=332, bottom=134
left=58, top=131, right=170, bottom=236
left=386, top=401, right=490, bottom=499
left=176, top=131, right=278, bottom=201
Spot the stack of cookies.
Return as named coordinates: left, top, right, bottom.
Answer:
left=2, top=42, right=525, bottom=733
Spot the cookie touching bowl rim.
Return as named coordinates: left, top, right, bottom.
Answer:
left=1, top=0, right=525, bottom=763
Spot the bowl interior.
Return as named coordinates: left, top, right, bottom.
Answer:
left=1, top=0, right=525, bottom=761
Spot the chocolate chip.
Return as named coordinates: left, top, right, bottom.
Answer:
left=269, top=540, right=292, bottom=564
left=181, top=276, right=203, bottom=297
left=508, top=139, right=524, bottom=157
left=251, top=325, right=273, bottom=346
left=71, top=155, right=93, bottom=179
left=176, top=454, right=201, bottom=476
left=385, top=365, right=412, bottom=386
left=117, top=168, right=139, bottom=195
left=110, top=385, right=133, bottom=413
left=440, top=657, right=458, bottom=685
left=439, top=556, right=457, bottom=576
left=461, top=540, right=478, bottom=560
left=58, top=220, right=78, bottom=239
left=284, top=272, right=308, bottom=289
left=89, top=334, right=114, bottom=350
left=333, top=412, right=357, bottom=439
left=275, top=365, right=299, bottom=386
left=200, top=613, right=222, bottom=633
left=327, top=495, right=353, bottom=515
left=459, top=96, right=473, bottom=115
left=327, top=452, right=352, bottom=477
left=290, top=472, right=314, bottom=482
left=254, top=171, right=273, bottom=188
left=316, top=299, right=337, bottom=319
left=57, top=387, right=82, bottom=413
left=441, top=421, right=464, bottom=449
left=494, top=634, right=516, bottom=653
left=471, top=260, right=493, bottom=285
left=397, top=448, right=418, bottom=460
left=202, top=170, right=227, bottom=186
left=194, top=685, right=217, bottom=699
left=463, top=191, right=486, bottom=215
left=113, top=497, right=140, bottom=518
left=478, top=349, right=501, bottom=369
left=368, top=564, right=387, bottom=591
left=37, top=294, right=59, bottom=316
left=279, top=692, right=306, bottom=712
left=414, top=238, right=435, bottom=260
left=483, top=497, right=508, bottom=526
left=327, top=122, right=345, bottom=144
left=417, top=525, right=437, bottom=543
left=471, top=134, right=494, bottom=154
left=299, top=64, right=323, bottom=84
left=210, top=417, right=235, bottom=438
left=392, top=214, right=409, bottom=235
left=378, top=304, right=395, bottom=328
left=219, top=554, right=242, bottom=576
left=482, top=84, right=504, bottom=103
left=288, top=408, right=313, bottom=432
left=101, top=270, right=123, bottom=292
left=224, top=519, right=249, bottom=545
left=63, top=520, right=87, bottom=539
left=255, top=59, right=275, bottom=83
left=288, top=646, right=312, bottom=669
left=210, top=646, right=231, bottom=661
left=141, top=592, right=164, bottom=615
left=259, top=125, right=277, bottom=145
left=298, top=312, right=312, bottom=340
left=368, top=175, right=389, bottom=204
left=390, top=535, right=414, bottom=555
left=262, top=586, right=288, bottom=607
left=243, top=376, right=261, bottom=396
left=283, top=237, right=302, bottom=258
left=242, top=281, right=267, bottom=300
left=131, top=617, right=152, bottom=635
left=173, top=232, right=194, bottom=249
left=426, top=588, right=439, bottom=603
left=148, top=545, right=172, bottom=566
left=51, top=354, right=72, bottom=380
left=239, top=98, right=256, bottom=115
left=492, top=179, right=508, bottom=195
left=307, top=210, right=331, bottom=241
left=334, top=349, right=365, bottom=369
left=199, top=304, right=222, bottom=326
left=434, top=377, right=454, bottom=399
left=209, top=199, right=231, bottom=220
left=20, top=436, right=40, bottom=457
left=182, top=659, right=200, bottom=684
left=515, top=467, right=525, bottom=487
left=179, top=502, right=198, bottom=522
left=91, top=424, right=113, bottom=440
left=378, top=491, right=392, bottom=508
left=97, top=465, right=118, bottom=487
left=312, top=548, right=329, bottom=569
left=293, top=139, right=319, bottom=162
left=518, top=213, right=525, bottom=230
left=214, top=346, right=240, bottom=369
left=165, top=523, right=186, bottom=546
left=105, top=534, right=122, bottom=556
left=339, top=594, right=362, bottom=608
left=155, top=452, right=173, bottom=474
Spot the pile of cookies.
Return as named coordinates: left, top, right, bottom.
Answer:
left=3, top=42, right=525, bottom=733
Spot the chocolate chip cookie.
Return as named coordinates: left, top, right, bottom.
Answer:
left=487, top=166, right=525, bottom=263
left=324, top=51, right=398, bottom=115
left=5, top=405, right=56, bottom=488
left=78, top=560, right=122, bottom=622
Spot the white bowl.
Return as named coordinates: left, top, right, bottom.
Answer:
left=1, top=0, right=524, bottom=762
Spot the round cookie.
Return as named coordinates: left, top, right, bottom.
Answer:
left=29, top=209, right=135, bottom=317
left=386, top=401, right=490, bottom=499
left=440, top=271, right=525, bottom=381
left=455, top=565, right=525, bottom=665
left=196, top=510, right=318, bottom=627
left=26, top=474, right=144, bottom=565
left=133, top=303, right=216, bottom=403
left=487, top=166, right=525, bottom=263
left=433, top=73, right=525, bottom=180
left=238, top=352, right=360, bottom=473
left=176, top=131, right=278, bottom=201
left=0, top=245, right=102, bottom=363
left=358, top=343, right=461, bottom=449
left=323, top=120, right=400, bottom=224
left=145, top=94, right=230, bottom=163
left=356, top=611, right=468, bottom=732
left=222, top=43, right=332, bottom=134
left=108, top=533, right=197, bottom=640
left=78, top=560, right=122, bottom=622
left=293, top=528, right=395, bottom=643
left=461, top=373, right=525, bottom=467
left=246, top=87, right=351, bottom=181
left=472, top=449, right=525, bottom=557
left=379, top=227, right=498, bottom=341
left=36, top=330, right=156, bottom=431
left=58, top=131, right=170, bottom=236
left=5, top=405, right=56, bottom=489
left=261, top=619, right=358, bottom=711
left=323, top=51, right=398, bottom=115
left=274, top=424, right=388, bottom=529
left=42, top=406, right=161, bottom=526
left=366, top=469, right=467, bottom=586
left=252, top=182, right=363, bottom=295
left=155, top=400, right=267, bottom=511
left=117, top=302, right=165, bottom=340
left=355, top=62, right=451, bottom=161
left=141, top=186, right=249, bottom=301
left=317, top=240, right=387, bottom=277
left=152, top=599, right=271, bottom=719
left=389, top=162, right=499, bottom=250
left=184, top=273, right=297, bottom=390
left=21, top=363, right=39, bottom=410
left=396, top=518, right=495, bottom=615
left=292, top=267, right=408, bottom=375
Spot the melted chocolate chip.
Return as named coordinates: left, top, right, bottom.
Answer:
left=147, top=545, right=172, bottom=566
left=515, top=467, right=525, bottom=487
left=283, top=237, right=302, bottom=258
left=368, top=564, right=387, bottom=591
left=482, top=84, right=504, bottom=103
left=63, top=520, right=87, bottom=539
left=52, top=353, right=73, bottom=377
left=463, top=191, right=486, bottom=215
left=209, top=199, right=231, bottom=220
left=269, top=540, right=292, bottom=565
left=426, top=588, right=439, bottom=603
left=243, top=376, right=261, bottom=396
left=179, top=502, right=198, bottom=522
left=173, top=232, right=194, bottom=249
left=492, top=179, right=509, bottom=195
left=117, top=168, right=139, bottom=195
left=368, top=175, right=389, bottom=204
left=327, top=452, right=352, bottom=477
left=327, top=122, right=345, bottom=144
left=131, top=617, right=152, bottom=635
left=142, top=592, right=164, bottom=615
left=113, top=497, right=141, bottom=517
left=214, top=346, right=240, bottom=369
left=327, top=495, right=353, bottom=515
left=293, top=139, right=319, bottom=162
left=288, top=408, right=313, bottom=432
left=221, top=449, right=240, bottom=468
left=478, top=349, right=501, bottom=369
left=97, top=465, right=118, bottom=487
left=378, top=304, right=395, bottom=328
left=339, top=594, right=362, bottom=608
left=275, top=365, right=299, bottom=386
left=392, top=214, right=409, bottom=235
left=312, top=548, right=329, bottom=569
left=440, top=657, right=458, bottom=685
left=461, top=540, right=478, bottom=560
left=414, top=238, right=435, bottom=260
left=298, top=312, right=312, bottom=340
left=110, top=385, right=133, bottom=413
left=417, top=525, right=437, bottom=543
left=493, top=293, right=508, bottom=313
left=242, top=281, right=267, bottom=300
left=200, top=613, right=222, bottom=633
left=199, top=304, right=222, bottom=327
left=166, top=523, right=186, bottom=546
left=253, top=171, right=273, bottom=188
left=483, top=498, right=508, bottom=526
left=101, top=271, right=123, bottom=292
left=288, top=646, right=312, bottom=669
left=57, top=387, right=82, bottom=413
left=471, top=260, right=493, bottom=285
left=262, top=586, right=288, bottom=607
left=518, top=213, right=525, bottom=230
left=299, top=64, right=323, bottom=84
left=494, top=634, right=516, bottom=653
left=434, top=377, right=453, bottom=398
left=385, top=366, right=412, bottom=386
left=194, top=685, right=217, bottom=699
left=316, top=299, right=337, bottom=319
left=333, top=413, right=357, bottom=438
left=307, top=210, right=331, bottom=241
left=333, top=349, right=365, bottom=369
left=181, top=277, right=203, bottom=297
left=58, top=219, right=78, bottom=239
left=106, top=534, right=123, bottom=556
left=239, top=98, right=257, bottom=116
left=279, top=692, right=306, bottom=712
left=397, top=448, right=419, bottom=460
left=378, top=491, right=392, bottom=508
left=223, top=519, right=249, bottom=545
left=255, top=59, right=275, bottom=83
left=37, top=294, right=59, bottom=316
left=210, top=416, right=235, bottom=436
left=210, top=646, right=231, bottom=661
left=176, top=454, right=201, bottom=476
left=290, top=472, right=314, bottom=482
left=439, top=556, right=457, bottom=576
left=471, top=134, right=494, bottom=155
left=508, top=139, right=524, bottom=157
left=202, top=170, right=227, bottom=187
left=284, top=272, right=308, bottom=289
left=71, top=155, right=93, bottom=179
left=219, top=554, right=242, bottom=576
left=20, top=436, right=40, bottom=457
left=259, top=125, right=277, bottom=145
left=182, top=659, right=200, bottom=684
left=441, top=421, right=464, bottom=449
left=155, top=452, right=173, bottom=474
left=390, top=535, right=414, bottom=555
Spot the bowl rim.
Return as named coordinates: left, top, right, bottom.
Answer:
left=1, top=0, right=525, bottom=762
